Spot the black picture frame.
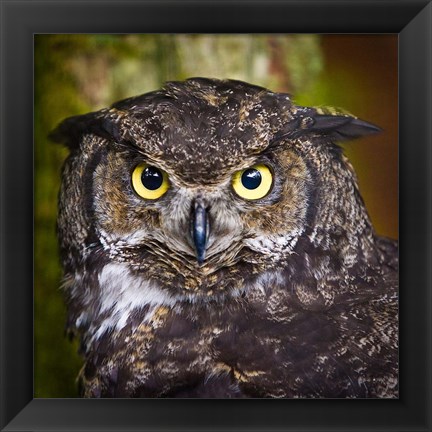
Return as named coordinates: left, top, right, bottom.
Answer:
left=1, top=1, right=431, bottom=431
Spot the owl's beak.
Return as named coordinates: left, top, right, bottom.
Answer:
left=191, top=199, right=209, bottom=265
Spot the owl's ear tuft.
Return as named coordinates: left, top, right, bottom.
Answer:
left=49, top=115, right=84, bottom=149
left=49, top=112, right=121, bottom=149
left=273, top=108, right=381, bottom=144
left=309, top=115, right=382, bottom=140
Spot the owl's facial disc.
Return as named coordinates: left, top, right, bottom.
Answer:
left=158, top=187, right=243, bottom=268
left=187, top=164, right=274, bottom=265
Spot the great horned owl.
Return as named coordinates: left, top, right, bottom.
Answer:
left=52, top=78, right=398, bottom=398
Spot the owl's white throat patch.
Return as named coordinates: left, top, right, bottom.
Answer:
left=90, top=262, right=178, bottom=340
left=88, top=261, right=287, bottom=342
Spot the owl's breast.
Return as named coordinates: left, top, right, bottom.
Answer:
left=79, top=271, right=397, bottom=399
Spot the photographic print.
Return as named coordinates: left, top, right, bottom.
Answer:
left=34, top=34, right=398, bottom=398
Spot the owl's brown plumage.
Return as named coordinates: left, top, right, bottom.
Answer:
left=53, top=78, right=398, bottom=398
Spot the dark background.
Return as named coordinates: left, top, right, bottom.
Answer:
left=34, top=34, right=398, bottom=397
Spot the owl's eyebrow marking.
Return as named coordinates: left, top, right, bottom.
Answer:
left=110, top=138, right=148, bottom=158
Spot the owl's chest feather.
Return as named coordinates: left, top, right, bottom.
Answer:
left=80, top=271, right=398, bottom=399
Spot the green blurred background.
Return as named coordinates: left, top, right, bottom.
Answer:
left=34, top=34, right=398, bottom=397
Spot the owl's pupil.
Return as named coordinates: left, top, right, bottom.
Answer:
left=141, top=166, right=163, bottom=190
left=241, top=169, right=262, bottom=190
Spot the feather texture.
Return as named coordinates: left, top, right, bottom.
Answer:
left=55, top=78, right=398, bottom=398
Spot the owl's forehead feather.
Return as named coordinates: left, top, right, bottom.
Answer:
left=51, top=78, right=379, bottom=164
left=112, top=79, right=294, bottom=180
left=112, top=78, right=293, bottom=113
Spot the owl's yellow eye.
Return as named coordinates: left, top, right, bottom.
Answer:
left=232, top=164, right=273, bottom=200
left=131, top=163, right=169, bottom=200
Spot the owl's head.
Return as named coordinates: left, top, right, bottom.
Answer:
left=53, top=78, right=380, bottom=306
